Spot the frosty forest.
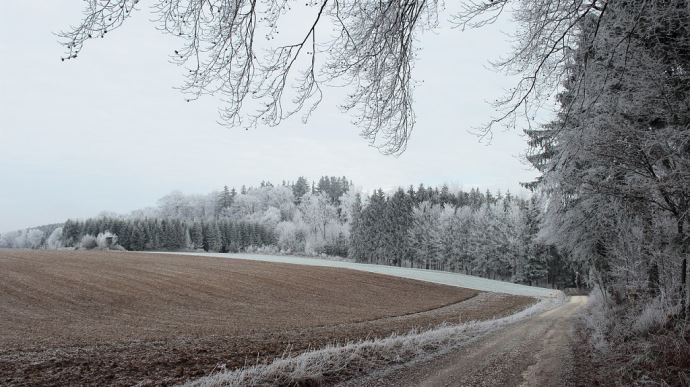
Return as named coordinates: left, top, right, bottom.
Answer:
left=1, top=0, right=689, bottom=385
left=0, top=179, right=576, bottom=288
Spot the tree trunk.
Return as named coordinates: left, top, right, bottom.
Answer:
left=677, top=219, right=688, bottom=321
left=683, top=257, right=688, bottom=320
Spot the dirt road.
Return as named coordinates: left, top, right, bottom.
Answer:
left=355, top=296, right=587, bottom=387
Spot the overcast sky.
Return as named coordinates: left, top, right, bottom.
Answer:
left=0, top=1, right=543, bottom=233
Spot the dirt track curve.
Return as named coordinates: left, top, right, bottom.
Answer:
left=348, top=296, right=586, bottom=387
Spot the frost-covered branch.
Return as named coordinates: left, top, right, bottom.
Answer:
left=62, top=0, right=437, bottom=154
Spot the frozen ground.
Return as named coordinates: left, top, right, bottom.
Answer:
left=162, top=252, right=561, bottom=298
left=3, top=250, right=510, bottom=386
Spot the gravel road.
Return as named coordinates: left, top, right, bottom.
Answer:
left=348, top=296, right=587, bottom=387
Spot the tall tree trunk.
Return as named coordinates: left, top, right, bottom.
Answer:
left=683, top=257, right=688, bottom=320
left=676, top=219, right=688, bottom=320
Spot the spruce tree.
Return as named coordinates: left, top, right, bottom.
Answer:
left=190, top=221, right=204, bottom=249
left=203, top=222, right=222, bottom=252
left=292, top=177, right=309, bottom=204
left=348, top=193, right=366, bottom=262
left=383, top=189, right=413, bottom=266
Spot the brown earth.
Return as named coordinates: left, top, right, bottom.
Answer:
left=0, top=250, right=533, bottom=386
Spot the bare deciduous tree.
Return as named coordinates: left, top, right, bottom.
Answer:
left=62, top=0, right=442, bottom=154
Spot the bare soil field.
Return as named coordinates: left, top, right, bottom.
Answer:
left=0, top=250, right=533, bottom=386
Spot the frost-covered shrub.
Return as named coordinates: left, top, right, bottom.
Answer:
left=581, top=287, right=613, bottom=354
left=246, top=245, right=279, bottom=254
left=96, top=231, right=118, bottom=249
left=0, top=234, right=9, bottom=248
left=275, top=221, right=306, bottom=253
left=2, top=229, right=41, bottom=249
left=79, top=232, right=121, bottom=250
left=583, top=286, right=683, bottom=356
left=260, top=206, right=282, bottom=229
left=25, top=229, right=45, bottom=249
left=632, top=293, right=681, bottom=336
left=79, top=234, right=98, bottom=250
left=581, top=287, right=690, bottom=385
left=14, top=231, right=28, bottom=249
left=0, top=230, right=24, bottom=248
left=46, top=227, right=64, bottom=249
left=304, top=235, right=326, bottom=256
left=324, top=232, right=349, bottom=257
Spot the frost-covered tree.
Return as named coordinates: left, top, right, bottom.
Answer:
left=24, top=229, right=45, bottom=249
left=382, top=189, right=414, bottom=266
left=292, top=177, right=310, bottom=204
left=62, top=0, right=448, bottom=153
left=260, top=206, right=282, bottom=230
left=216, top=185, right=235, bottom=217
left=525, top=2, right=690, bottom=295
left=518, top=197, right=548, bottom=285
left=190, top=221, right=204, bottom=249
left=299, top=192, right=339, bottom=253
left=203, top=222, right=222, bottom=252
left=409, top=201, right=443, bottom=270
left=348, top=193, right=367, bottom=262
left=359, top=190, right=388, bottom=263
left=46, top=227, right=64, bottom=249
left=275, top=220, right=306, bottom=253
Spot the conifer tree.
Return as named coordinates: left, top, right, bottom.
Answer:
left=383, top=189, right=413, bottom=266
left=348, top=193, right=366, bottom=262
left=203, top=222, right=222, bottom=252
left=190, top=221, right=204, bottom=250
left=409, top=201, right=442, bottom=269
left=292, top=177, right=309, bottom=204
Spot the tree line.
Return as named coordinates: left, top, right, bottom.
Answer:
left=1, top=177, right=577, bottom=289
left=61, top=218, right=274, bottom=253
left=350, top=187, right=576, bottom=287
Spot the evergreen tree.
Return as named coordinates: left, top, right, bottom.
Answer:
left=520, top=197, right=548, bottom=285
left=348, top=193, right=366, bottom=262
left=382, top=188, right=413, bottom=266
left=439, top=184, right=454, bottom=207
left=409, top=201, right=442, bottom=269
left=190, top=221, right=204, bottom=249
left=62, top=219, right=81, bottom=247
left=359, top=190, right=387, bottom=263
left=292, top=176, right=309, bottom=204
left=217, top=185, right=234, bottom=217
left=203, top=222, right=222, bottom=252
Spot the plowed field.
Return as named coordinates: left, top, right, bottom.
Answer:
left=0, top=250, right=533, bottom=386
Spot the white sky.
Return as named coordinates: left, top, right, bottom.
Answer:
left=0, top=1, right=543, bottom=233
